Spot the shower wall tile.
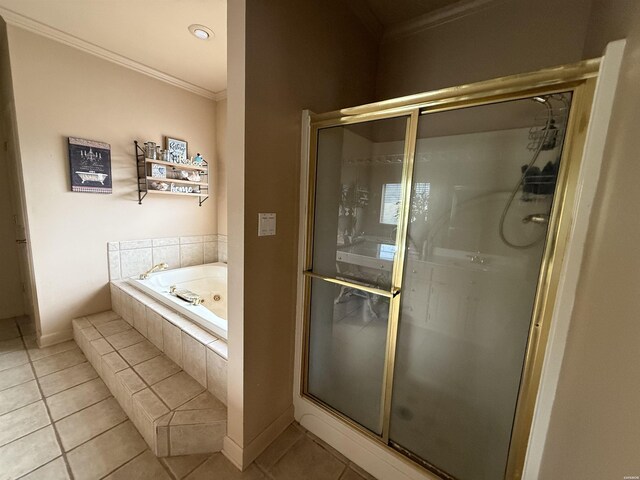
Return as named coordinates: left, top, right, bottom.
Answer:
left=107, top=234, right=216, bottom=281
left=152, top=245, right=180, bottom=270
left=152, top=237, right=179, bottom=247
left=181, top=244, right=204, bottom=267
left=120, top=249, right=153, bottom=279
left=120, top=240, right=153, bottom=250
left=108, top=251, right=121, bottom=281
left=180, top=236, right=203, bottom=245
left=217, top=242, right=227, bottom=264
left=203, top=242, right=217, bottom=263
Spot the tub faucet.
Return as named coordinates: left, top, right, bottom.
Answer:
left=139, top=263, right=168, bottom=280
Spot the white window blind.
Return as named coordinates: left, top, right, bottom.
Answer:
left=380, top=182, right=430, bottom=225
left=380, top=183, right=402, bottom=225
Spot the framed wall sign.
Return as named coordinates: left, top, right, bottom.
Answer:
left=68, top=137, right=112, bottom=194
left=151, top=164, right=167, bottom=178
left=165, top=136, right=188, bottom=163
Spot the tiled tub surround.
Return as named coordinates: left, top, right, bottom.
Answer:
left=108, top=234, right=228, bottom=281
left=217, top=234, right=228, bottom=264
left=73, top=310, right=227, bottom=457
left=110, top=281, right=227, bottom=402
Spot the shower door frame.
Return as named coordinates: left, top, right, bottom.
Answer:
left=298, top=58, right=599, bottom=480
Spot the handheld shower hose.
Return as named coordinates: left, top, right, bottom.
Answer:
left=498, top=97, right=554, bottom=249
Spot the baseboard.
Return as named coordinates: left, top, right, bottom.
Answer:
left=222, top=404, right=294, bottom=470
left=222, top=435, right=243, bottom=469
left=38, top=329, right=73, bottom=347
left=242, top=404, right=294, bottom=466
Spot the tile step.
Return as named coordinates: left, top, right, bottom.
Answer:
left=73, top=311, right=226, bottom=456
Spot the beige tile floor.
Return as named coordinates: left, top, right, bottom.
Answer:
left=0, top=316, right=376, bottom=480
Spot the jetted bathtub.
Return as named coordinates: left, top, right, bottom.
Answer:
left=128, top=263, right=227, bottom=339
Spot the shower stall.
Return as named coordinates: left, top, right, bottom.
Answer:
left=298, top=60, right=598, bottom=480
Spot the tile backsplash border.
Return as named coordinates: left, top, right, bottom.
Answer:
left=108, top=234, right=227, bottom=281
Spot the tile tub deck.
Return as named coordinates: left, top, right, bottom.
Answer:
left=73, top=311, right=226, bottom=457
left=110, top=280, right=227, bottom=404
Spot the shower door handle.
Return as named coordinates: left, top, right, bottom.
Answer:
left=303, top=270, right=399, bottom=299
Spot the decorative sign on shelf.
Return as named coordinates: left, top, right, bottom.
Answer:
left=165, top=136, right=188, bottom=163
left=151, top=164, right=167, bottom=178
left=68, top=137, right=112, bottom=194
left=171, top=183, right=196, bottom=194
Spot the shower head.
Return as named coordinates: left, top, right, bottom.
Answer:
left=532, top=96, right=547, bottom=104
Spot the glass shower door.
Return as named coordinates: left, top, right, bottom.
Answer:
left=306, top=116, right=410, bottom=434
left=388, top=95, right=571, bottom=479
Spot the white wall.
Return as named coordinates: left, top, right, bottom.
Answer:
left=5, top=25, right=221, bottom=344
left=216, top=97, right=228, bottom=235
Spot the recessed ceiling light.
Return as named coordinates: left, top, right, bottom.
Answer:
left=188, top=24, right=214, bottom=41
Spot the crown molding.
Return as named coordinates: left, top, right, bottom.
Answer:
left=383, top=0, right=507, bottom=42
left=0, top=7, right=225, bottom=101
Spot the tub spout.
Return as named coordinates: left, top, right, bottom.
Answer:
left=139, top=263, right=168, bottom=280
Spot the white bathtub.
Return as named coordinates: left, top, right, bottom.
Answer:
left=128, top=263, right=227, bottom=339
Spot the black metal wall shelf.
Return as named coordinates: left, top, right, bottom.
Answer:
left=134, top=140, right=209, bottom=206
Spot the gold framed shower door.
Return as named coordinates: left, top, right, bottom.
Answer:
left=299, top=58, right=599, bottom=480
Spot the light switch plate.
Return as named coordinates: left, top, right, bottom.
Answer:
left=258, top=213, right=276, bottom=236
